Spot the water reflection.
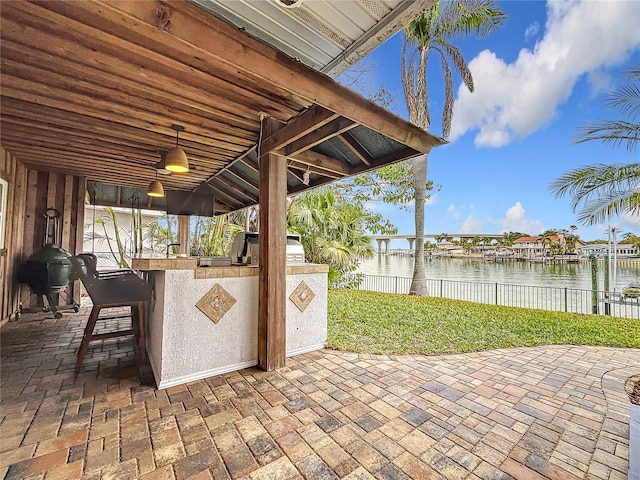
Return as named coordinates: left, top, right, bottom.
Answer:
left=360, top=255, right=640, bottom=291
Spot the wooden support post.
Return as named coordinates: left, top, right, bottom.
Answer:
left=258, top=117, right=287, bottom=371
left=177, top=215, right=190, bottom=256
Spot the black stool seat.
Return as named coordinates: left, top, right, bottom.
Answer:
left=71, top=254, right=151, bottom=376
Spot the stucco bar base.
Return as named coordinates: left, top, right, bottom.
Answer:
left=137, top=263, right=328, bottom=389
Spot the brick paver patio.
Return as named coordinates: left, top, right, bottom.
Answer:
left=1, top=307, right=637, bottom=480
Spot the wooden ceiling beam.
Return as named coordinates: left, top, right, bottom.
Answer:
left=1, top=85, right=254, bottom=161
left=1, top=116, right=165, bottom=154
left=286, top=160, right=341, bottom=179
left=214, top=175, right=259, bottom=204
left=282, top=117, right=356, bottom=157
left=224, top=169, right=259, bottom=192
left=207, top=180, right=249, bottom=208
left=3, top=144, right=196, bottom=182
left=0, top=65, right=256, bottom=147
left=289, top=150, right=352, bottom=176
left=0, top=37, right=258, bottom=133
left=0, top=3, right=302, bottom=121
left=286, top=167, right=305, bottom=184
left=239, top=158, right=260, bottom=175
left=338, top=132, right=373, bottom=167
left=0, top=128, right=161, bottom=163
left=1, top=100, right=248, bottom=158
left=260, top=105, right=338, bottom=153
left=345, top=147, right=419, bottom=180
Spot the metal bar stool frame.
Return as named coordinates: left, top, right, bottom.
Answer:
left=71, top=254, right=151, bottom=376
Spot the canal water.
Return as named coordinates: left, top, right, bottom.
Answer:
left=358, top=255, right=640, bottom=292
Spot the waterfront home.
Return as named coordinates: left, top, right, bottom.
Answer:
left=512, top=234, right=585, bottom=259
left=578, top=243, right=640, bottom=258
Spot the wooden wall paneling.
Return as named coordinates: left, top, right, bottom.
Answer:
left=23, top=170, right=39, bottom=257
left=1, top=146, right=28, bottom=323
left=19, top=169, right=39, bottom=306
left=55, top=174, right=67, bottom=244
left=34, top=171, right=49, bottom=251
left=46, top=171, right=57, bottom=217
left=62, top=175, right=74, bottom=251
left=72, top=176, right=86, bottom=304
left=1, top=146, right=9, bottom=320
left=12, top=164, right=28, bottom=316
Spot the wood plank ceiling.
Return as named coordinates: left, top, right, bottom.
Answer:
left=0, top=0, right=444, bottom=214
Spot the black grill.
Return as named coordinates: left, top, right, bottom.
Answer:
left=15, top=208, right=79, bottom=319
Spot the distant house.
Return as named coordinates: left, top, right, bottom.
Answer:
left=512, top=235, right=585, bottom=259
left=577, top=243, right=639, bottom=258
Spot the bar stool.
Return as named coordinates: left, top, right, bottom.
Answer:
left=70, top=254, right=151, bottom=376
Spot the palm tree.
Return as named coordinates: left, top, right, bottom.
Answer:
left=401, top=0, right=506, bottom=295
left=287, top=186, right=379, bottom=287
left=550, top=64, right=640, bottom=225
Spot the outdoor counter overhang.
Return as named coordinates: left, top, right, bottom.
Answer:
left=0, top=1, right=445, bottom=375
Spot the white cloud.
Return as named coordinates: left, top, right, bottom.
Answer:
left=620, top=212, right=640, bottom=233
left=492, top=202, right=544, bottom=234
left=448, top=204, right=460, bottom=219
left=524, top=21, right=540, bottom=40
left=450, top=1, right=640, bottom=147
left=459, top=215, right=483, bottom=233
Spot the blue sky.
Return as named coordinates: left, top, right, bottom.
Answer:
left=340, top=0, right=640, bottom=246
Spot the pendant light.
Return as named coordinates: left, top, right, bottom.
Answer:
left=147, top=170, right=165, bottom=198
left=165, top=124, right=189, bottom=173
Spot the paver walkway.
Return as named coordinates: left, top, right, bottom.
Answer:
left=1, top=307, right=638, bottom=480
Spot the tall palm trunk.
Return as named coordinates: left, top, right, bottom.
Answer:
left=406, top=45, right=429, bottom=295
left=410, top=154, right=428, bottom=295
left=402, top=1, right=505, bottom=295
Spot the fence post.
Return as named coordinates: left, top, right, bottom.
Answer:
left=495, top=283, right=498, bottom=305
left=395, top=276, right=398, bottom=294
left=564, top=287, right=567, bottom=312
left=591, top=255, right=599, bottom=315
left=440, top=279, right=443, bottom=298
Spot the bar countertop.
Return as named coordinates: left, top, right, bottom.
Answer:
left=131, top=257, right=329, bottom=276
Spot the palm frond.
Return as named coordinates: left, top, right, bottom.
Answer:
left=436, top=41, right=473, bottom=92
left=572, top=120, right=640, bottom=154
left=439, top=0, right=507, bottom=40
left=405, top=3, right=440, bottom=45
left=440, top=53, right=454, bottom=139
left=604, top=83, right=640, bottom=120
left=549, top=162, right=640, bottom=225
left=619, top=64, right=640, bottom=82
left=576, top=190, right=640, bottom=225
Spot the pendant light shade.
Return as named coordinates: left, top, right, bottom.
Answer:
left=165, top=147, right=189, bottom=173
left=147, top=179, right=165, bottom=198
left=165, top=124, right=189, bottom=173
left=148, top=169, right=165, bottom=198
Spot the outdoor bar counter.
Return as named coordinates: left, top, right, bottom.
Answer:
left=132, top=257, right=329, bottom=389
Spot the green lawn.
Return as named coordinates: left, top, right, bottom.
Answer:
left=327, top=289, right=640, bottom=355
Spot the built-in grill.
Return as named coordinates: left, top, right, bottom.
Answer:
left=228, top=232, right=305, bottom=265
left=16, top=208, right=79, bottom=318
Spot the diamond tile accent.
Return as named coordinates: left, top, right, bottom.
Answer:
left=290, top=281, right=315, bottom=312
left=195, top=283, right=236, bottom=324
